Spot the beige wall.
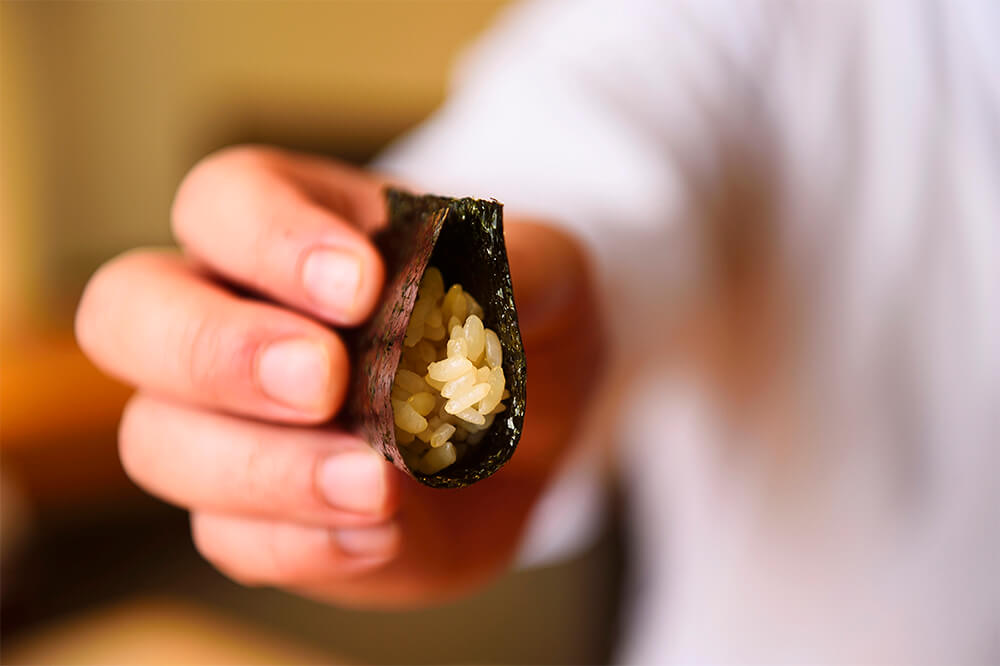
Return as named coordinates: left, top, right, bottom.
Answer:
left=1, top=0, right=507, bottom=334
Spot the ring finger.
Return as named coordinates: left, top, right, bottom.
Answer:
left=119, top=394, right=399, bottom=526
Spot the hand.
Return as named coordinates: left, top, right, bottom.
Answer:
left=76, top=146, right=602, bottom=607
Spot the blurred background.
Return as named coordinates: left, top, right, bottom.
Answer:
left=0, top=2, right=622, bottom=663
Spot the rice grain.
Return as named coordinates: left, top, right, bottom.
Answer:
left=391, top=268, right=508, bottom=474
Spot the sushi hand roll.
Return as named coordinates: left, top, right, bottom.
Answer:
left=346, top=189, right=526, bottom=488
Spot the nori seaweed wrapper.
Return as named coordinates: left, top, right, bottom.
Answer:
left=345, top=188, right=526, bottom=488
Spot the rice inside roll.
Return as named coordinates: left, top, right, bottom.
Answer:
left=391, top=267, right=510, bottom=475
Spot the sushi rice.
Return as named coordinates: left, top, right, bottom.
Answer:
left=391, top=267, right=510, bottom=475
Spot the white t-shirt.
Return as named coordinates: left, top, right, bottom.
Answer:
left=377, top=1, right=1000, bottom=663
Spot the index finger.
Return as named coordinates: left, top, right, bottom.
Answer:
left=172, top=145, right=386, bottom=327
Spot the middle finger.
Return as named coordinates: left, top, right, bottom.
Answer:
left=77, top=250, right=348, bottom=423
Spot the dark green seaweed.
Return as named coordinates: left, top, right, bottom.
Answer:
left=345, top=188, right=526, bottom=488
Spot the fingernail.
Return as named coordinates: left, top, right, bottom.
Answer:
left=334, top=523, right=399, bottom=559
left=256, top=339, right=330, bottom=410
left=317, top=450, right=386, bottom=514
left=302, top=247, right=362, bottom=316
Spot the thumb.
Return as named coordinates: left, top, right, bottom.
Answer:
left=504, top=220, right=598, bottom=347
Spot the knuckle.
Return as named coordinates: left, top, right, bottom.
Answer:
left=178, top=312, right=255, bottom=401
left=171, top=144, right=281, bottom=243
left=240, top=438, right=291, bottom=508
left=264, top=524, right=293, bottom=582
left=241, top=441, right=272, bottom=502
left=263, top=523, right=319, bottom=585
left=242, top=442, right=329, bottom=522
left=180, top=316, right=222, bottom=398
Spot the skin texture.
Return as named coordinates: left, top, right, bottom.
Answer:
left=76, top=145, right=603, bottom=607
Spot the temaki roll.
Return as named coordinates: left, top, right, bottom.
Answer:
left=346, top=189, right=526, bottom=488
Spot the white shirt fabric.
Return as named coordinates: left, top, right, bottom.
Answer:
left=376, top=1, right=1000, bottom=663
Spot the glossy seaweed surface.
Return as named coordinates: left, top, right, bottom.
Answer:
left=346, top=188, right=526, bottom=488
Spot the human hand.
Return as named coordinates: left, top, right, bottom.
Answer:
left=76, top=146, right=602, bottom=607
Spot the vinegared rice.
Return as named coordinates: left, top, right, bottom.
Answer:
left=392, top=267, right=510, bottom=475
